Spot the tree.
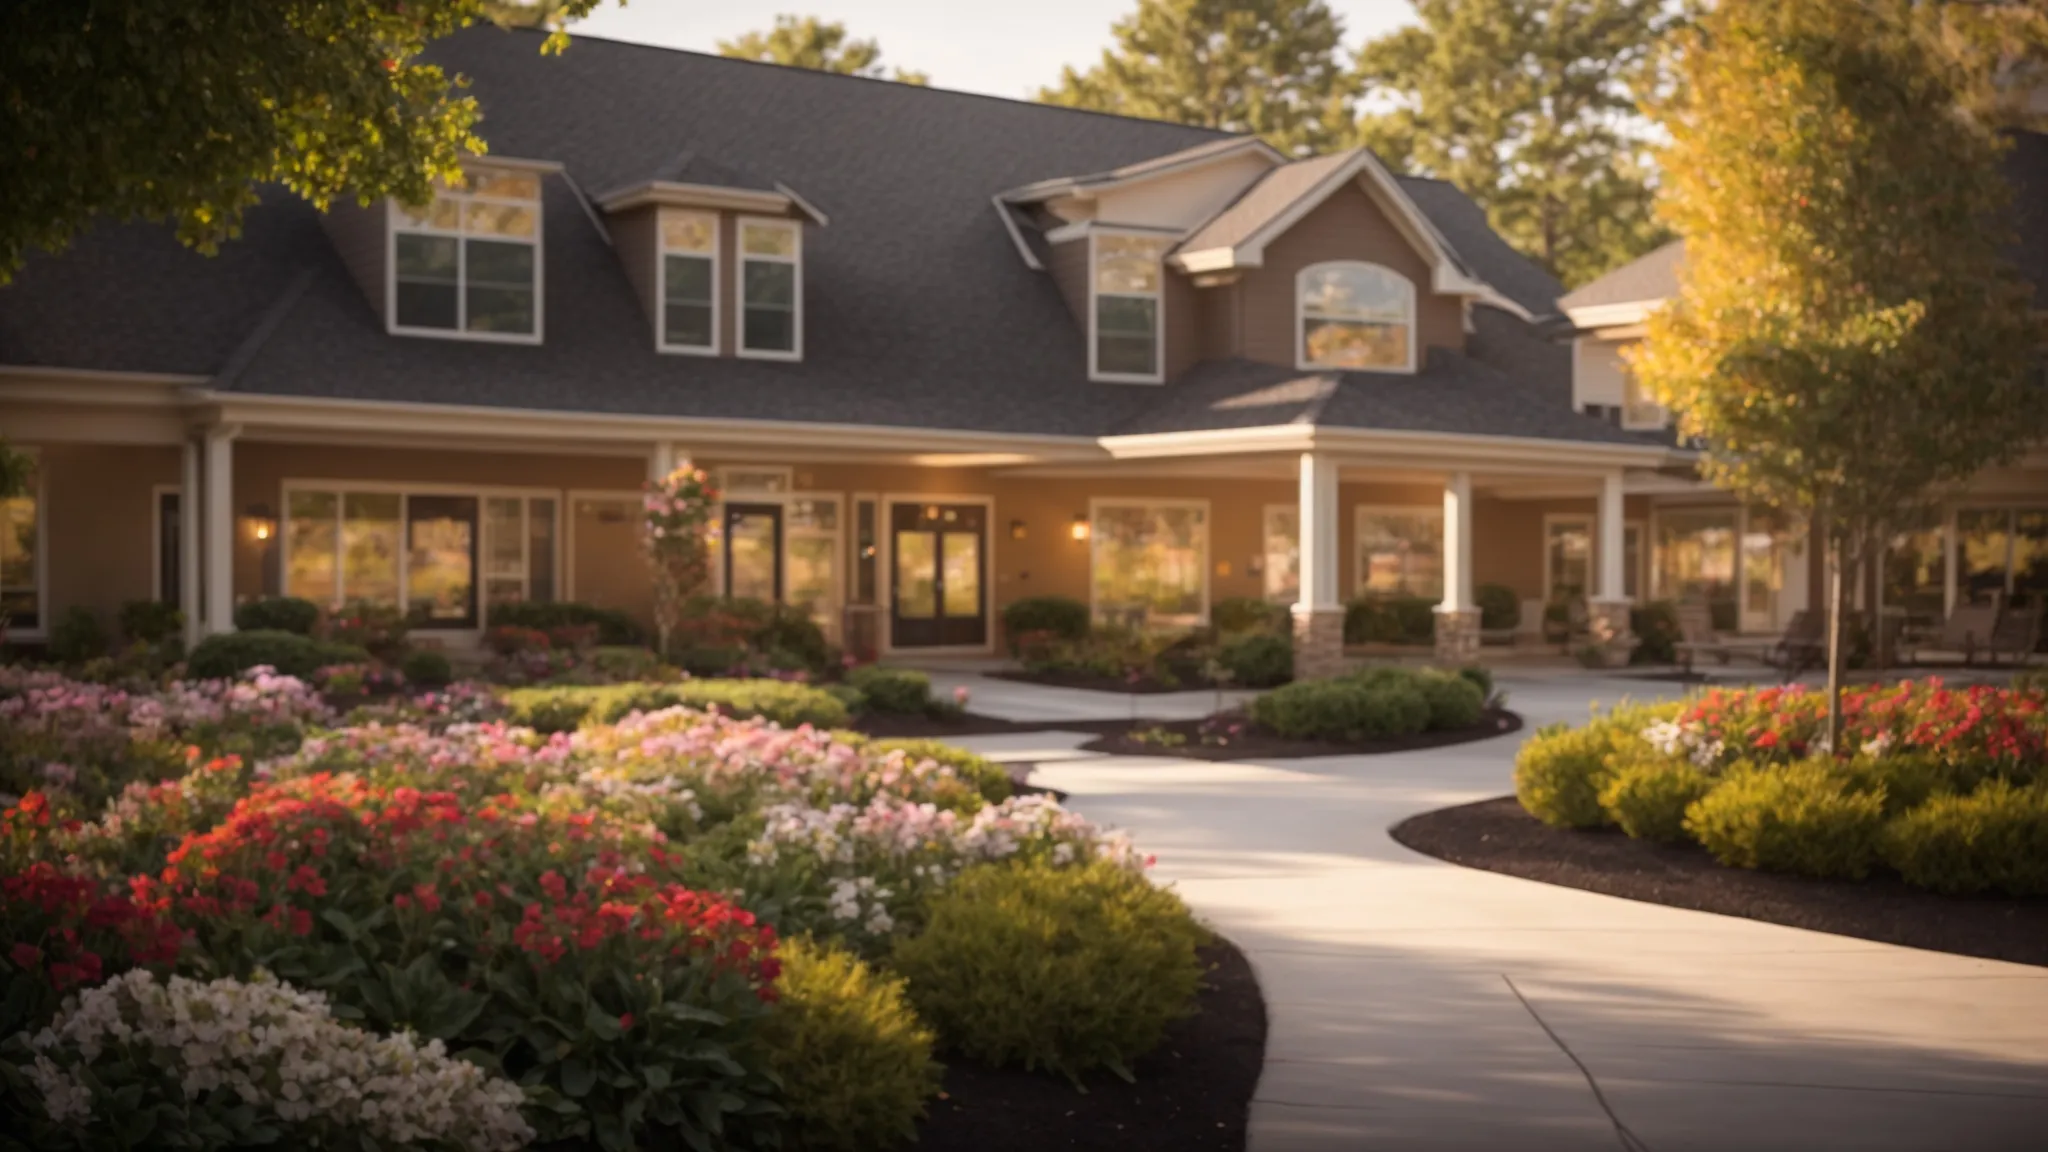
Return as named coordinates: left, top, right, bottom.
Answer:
left=1628, top=0, right=2046, bottom=747
left=1036, top=0, right=1353, bottom=155
left=0, top=1, right=606, bottom=284
left=1350, top=0, right=1676, bottom=287
left=717, top=15, right=929, bottom=85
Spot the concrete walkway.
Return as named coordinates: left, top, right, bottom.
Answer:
left=941, top=674, right=2048, bottom=1152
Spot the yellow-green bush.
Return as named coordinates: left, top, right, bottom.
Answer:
left=1836, top=752, right=1970, bottom=816
left=762, top=937, right=942, bottom=1151
left=891, top=859, right=1205, bottom=1084
left=1597, top=757, right=1716, bottom=843
left=1683, top=760, right=1885, bottom=879
left=866, top=738, right=1012, bottom=805
left=503, top=679, right=850, bottom=733
left=1513, top=710, right=1661, bottom=828
left=1880, top=781, right=2048, bottom=896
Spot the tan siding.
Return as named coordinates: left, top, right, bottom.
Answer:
left=719, top=211, right=740, bottom=356
left=34, top=444, right=181, bottom=628
left=1163, top=271, right=1200, bottom=379
left=605, top=205, right=660, bottom=346
left=320, top=201, right=388, bottom=326
left=1196, top=280, right=1241, bottom=360
left=1046, top=236, right=1089, bottom=331
left=1236, top=183, right=1463, bottom=369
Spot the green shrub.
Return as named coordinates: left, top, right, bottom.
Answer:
left=185, top=630, right=371, bottom=680
left=503, top=679, right=851, bottom=733
left=1414, top=669, right=1485, bottom=731
left=892, top=859, right=1204, bottom=1083
left=1249, top=676, right=1430, bottom=741
left=1211, top=596, right=1287, bottom=635
left=1684, top=760, right=1886, bottom=879
left=762, top=937, right=941, bottom=1151
left=1514, top=717, right=1643, bottom=828
left=399, top=649, right=454, bottom=687
left=1342, top=595, right=1436, bottom=645
left=1218, top=632, right=1292, bottom=687
left=1838, top=752, right=1973, bottom=816
left=1476, top=583, right=1520, bottom=632
left=758, top=606, right=834, bottom=673
left=1881, top=781, right=2048, bottom=896
left=821, top=683, right=867, bottom=714
left=320, top=600, right=409, bottom=662
left=117, top=600, right=183, bottom=645
left=1598, top=757, right=1716, bottom=842
left=1454, top=664, right=1494, bottom=701
left=233, top=596, right=321, bottom=636
left=679, top=644, right=749, bottom=678
left=47, top=606, right=109, bottom=664
left=1001, top=595, right=1091, bottom=650
left=845, top=666, right=932, bottom=714
left=588, top=645, right=667, bottom=682
left=868, top=738, right=1012, bottom=805
left=487, top=600, right=646, bottom=646
left=1630, top=600, right=1682, bottom=665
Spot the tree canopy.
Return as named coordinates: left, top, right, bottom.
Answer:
left=1350, top=0, right=1676, bottom=288
left=1036, top=0, right=1354, bottom=155
left=717, top=15, right=929, bottom=85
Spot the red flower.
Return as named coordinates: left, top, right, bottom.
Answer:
left=618, top=1013, right=634, bottom=1031
left=9, top=942, right=41, bottom=969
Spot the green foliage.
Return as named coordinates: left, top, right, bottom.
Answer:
left=844, top=666, right=932, bottom=714
left=503, top=679, right=851, bottom=733
left=719, top=15, right=929, bottom=84
left=1, top=0, right=607, bottom=282
left=1880, top=781, right=2048, bottom=896
left=1218, top=632, right=1293, bottom=688
left=117, top=600, right=183, bottom=646
left=756, top=607, right=835, bottom=674
left=760, top=937, right=942, bottom=1151
left=1343, top=595, right=1436, bottom=645
left=587, top=645, right=666, bottom=682
left=1038, top=0, right=1354, bottom=154
left=892, top=859, right=1205, bottom=1084
left=1248, top=674, right=1431, bottom=741
left=488, top=601, right=646, bottom=646
left=1630, top=600, right=1682, bottom=665
left=1598, top=757, right=1715, bottom=842
left=47, top=607, right=108, bottom=665
left=866, top=739, right=1013, bottom=806
left=1454, top=664, right=1494, bottom=701
left=1476, top=583, right=1521, bottom=632
left=399, top=649, right=454, bottom=687
left=1413, top=668, right=1485, bottom=731
left=1836, top=751, right=1978, bottom=816
left=1001, top=596, right=1092, bottom=649
left=1684, top=760, right=1886, bottom=879
left=185, top=631, right=370, bottom=681
left=233, top=597, right=321, bottom=636
left=1513, top=708, right=1671, bottom=828
left=319, top=600, right=410, bottom=662
left=1211, top=596, right=1288, bottom=635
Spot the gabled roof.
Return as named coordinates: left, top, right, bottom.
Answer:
left=591, top=147, right=829, bottom=224
left=1558, top=240, right=1682, bottom=325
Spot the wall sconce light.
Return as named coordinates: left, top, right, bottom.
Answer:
left=1009, top=519, right=1028, bottom=540
left=242, top=503, right=276, bottom=542
left=1070, top=514, right=1091, bottom=541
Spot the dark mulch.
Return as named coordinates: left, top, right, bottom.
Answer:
left=1391, top=796, right=2048, bottom=969
left=1077, top=709, right=1523, bottom=760
left=918, top=938, right=1266, bottom=1152
left=986, top=670, right=1220, bottom=695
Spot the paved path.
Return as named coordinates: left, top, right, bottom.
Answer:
left=942, top=675, right=2048, bottom=1152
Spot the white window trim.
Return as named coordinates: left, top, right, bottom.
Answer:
left=1087, top=230, right=1166, bottom=385
left=1296, top=261, right=1417, bottom=374
left=736, top=217, right=803, bottom=361
left=655, top=209, right=721, bottom=356
left=385, top=170, right=546, bottom=346
left=1543, top=513, right=1595, bottom=602
left=1352, top=503, right=1444, bottom=599
left=152, top=483, right=180, bottom=603
left=1087, top=496, right=1211, bottom=627
left=2, top=449, right=47, bottom=640
left=1261, top=503, right=1300, bottom=605
left=717, top=465, right=795, bottom=498
left=279, top=479, right=561, bottom=631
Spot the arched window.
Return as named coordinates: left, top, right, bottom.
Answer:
left=1296, top=262, right=1415, bottom=372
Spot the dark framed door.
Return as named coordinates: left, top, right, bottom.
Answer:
left=724, top=503, right=784, bottom=602
left=405, top=495, right=479, bottom=628
left=890, top=502, right=986, bottom=648
left=157, top=490, right=181, bottom=605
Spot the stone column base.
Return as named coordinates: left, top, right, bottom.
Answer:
left=1291, top=606, right=1348, bottom=682
left=1587, top=599, right=1637, bottom=667
left=1433, top=606, right=1481, bottom=665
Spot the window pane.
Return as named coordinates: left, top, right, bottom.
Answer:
left=1547, top=520, right=1592, bottom=599
left=663, top=254, right=714, bottom=348
left=342, top=493, right=402, bottom=605
left=285, top=491, right=339, bottom=605
left=665, top=254, right=713, bottom=303
left=1959, top=508, right=2013, bottom=605
left=396, top=233, right=459, bottom=279
left=1264, top=507, right=1299, bottom=604
left=1358, top=510, right=1443, bottom=599
left=464, top=201, right=537, bottom=238
left=396, top=197, right=461, bottom=231
left=1301, top=265, right=1410, bottom=322
left=406, top=496, right=477, bottom=624
left=1303, top=318, right=1408, bottom=369
left=744, top=304, right=795, bottom=353
left=395, top=233, right=460, bottom=330
left=484, top=497, right=525, bottom=585
left=1092, top=503, right=1207, bottom=626
left=727, top=509, right=780, bottom=601
left=528, top=498, right=557, bottom=603
left=942, top=531, right=981, bottom=617
left=855, top=500, right=877, bottom=605
left=743, top=260, right=795, bottom=308
left=1094, top=235, right=1167, bottom=293
left=396, top=283, right=459, bottom=330
left=1654, top=509, right=1738, bottom=607
left=466, top=240, right=536, bottom=333
left=895, top=531, right=938, bottom=619
left=665, top=304, right=713, bottom=349
left=741, top=222, right=797, bottom=257
left=1, top=481, right=39, bottom=629
left=468, top=169, right=540, bottom=201
left=662, top=213, right=715, bottom=253
left=787, top=535, right=838, bottom=631
left=787, top=498, right=837, bottom=532
left=1096, top=295, right=1157, bottom=375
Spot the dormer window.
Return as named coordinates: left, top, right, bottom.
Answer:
left=390, top=167, right=542, bottom=342
left=739, top=218, right=801, bottom=359
left=1090, top=233, right=1170, bottom=383
left=659, top=210, right=719, bottom=354
left=1298, top=262, right=1414, bottom=372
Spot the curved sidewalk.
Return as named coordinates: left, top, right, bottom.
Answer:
left=946, top=675, right=2048, bottom=1152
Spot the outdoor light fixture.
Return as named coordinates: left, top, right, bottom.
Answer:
left=242, top=503, right=276, bottom=542
left=1070, top=514, right=1090, bottom=541
left=1010, top=519, right=1028, bottom=540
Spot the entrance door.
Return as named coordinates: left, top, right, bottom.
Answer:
left=405, top=495, right=479, bottom=628
left=724, top=503, right=784, bottom=602
left=890, top=502, right=986, bottom=648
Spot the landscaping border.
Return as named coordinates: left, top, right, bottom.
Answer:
left=1078, top=709, right=1523, bottom=761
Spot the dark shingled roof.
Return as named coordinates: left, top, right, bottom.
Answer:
left=1396, top=177, right=1565, bottom=318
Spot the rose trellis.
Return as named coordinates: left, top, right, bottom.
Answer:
left=643, top=464, right=721, bottom=657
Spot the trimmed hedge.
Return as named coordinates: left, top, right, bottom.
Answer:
left=185, top=630, right=372, bottom=680
left=1343, top=595, right=1435, bottom=646
left=1248, top=676, right=1429, bottom=742
left=1211, top=596, right=1288, bottom=635
left=1000, top=596, right=1091, bottom=650
left=1476, top=583, right=1520, bottom=633
left=1683, top=760, right=1885, bottom=880
left=1217, top=632, right=1292, bottom=688
left=1413, top=669, right=1484, bottom=731
left=502, top=679, right=851, bottom=733
left=233, top=596, right=321, bottom=636
left=1598, top=757, right=1715, bottom=843
left=844, top=666, right=932, bottom=714
left=1881, top=781, right=2048, bottom=896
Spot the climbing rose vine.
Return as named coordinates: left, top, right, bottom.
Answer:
left=643, top=464, right=720, bottom=658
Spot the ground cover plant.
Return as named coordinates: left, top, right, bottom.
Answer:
left=0, top=660, right=1211, bottom=1150
left=1513, top=680, right=2048, bottom=896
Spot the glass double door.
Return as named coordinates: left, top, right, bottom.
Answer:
left=890, top=503, right=986, bottom=648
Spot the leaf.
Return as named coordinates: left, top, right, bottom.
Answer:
left=583, top=1003, right=622, bottom=1041
left=643, top=1065, right=672, bottom=1091
left=320, top=907, right=359, bottom=941
left=561, top=1057, right=597, bottom=1099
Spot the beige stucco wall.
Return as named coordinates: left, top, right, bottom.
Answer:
left=29, top=443, right=181, bottom=629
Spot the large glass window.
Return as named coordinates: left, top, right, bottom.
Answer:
left=739, top=219, right=800, bottom=357
left=1956, top=507, right=2048, bottom=608
left=392, top=167, right=541, bottom=339
left=1356, top=507, right=1443, bottom=599
left=1092, top=234, right=1169, bottom=380
left=1654, top=507, right=1739, bottom=617
left=1091, top=500, right=1208, bottom=627
left=1545, top=517, right=1592, bottom=601
left=1884, top=515, right=1945, bottom=619
left=1, top=459, right=40, bottom=631
left=284, top=487, right=556, bottom=626
left=1298, top=262, right=1414, bottom=372
left=786, top=496, right=843, bottom=639
left=659, top=211, right=718, bottom=352
left=1263, top=506, right=1300, bottom=605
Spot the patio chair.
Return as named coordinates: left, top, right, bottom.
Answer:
left=1900, top=603, right=1999, bottom=667
left=1672, top=602, right=1737, bottom=672
left=1984, top=604, right=2041, bottom=667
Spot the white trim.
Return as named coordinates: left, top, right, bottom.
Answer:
left=460, top=154, right=564, bottom=175
left=1099, top=422, right=1677, bottom=468
left=1353, top=502, right=1445, bottom=600
left=878, top=493, right=997, bottom=656
left=1087, top=496, right=1212, bottom=628
left=385, top=166, right=546, bottom=346
left=655, top=209, right=721, bottom=356
left=593, top=180, right=826, bottom=226
left=736, top=217, right=803, bottom=361
left=1296, top=261, right=1418, bottom=374
left=1086, top=229, right=1167, bottom=385
left=1542, top=513, right=1595, bottom=603
left=718, top=465, right=795, bottom=497
left=1, top=448, right=48, bottom=640
left=991, top=195, right=1043, bottom=271
left=1563, top=300, right=1661, bottom=330
left=563, top=488, right=644, bottom=604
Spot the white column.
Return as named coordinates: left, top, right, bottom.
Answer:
left=1942, top=507, right=1958, bottom=616
left=1294, top=452, right=1340, bottom=612
left=1440, top=471, right=1474, bottom=613
left=180, top=437, right=202, bottom=646
left=203, top=426, right=237, bottom=633
left=1597, top=470, right=1627, bottom=602
left=648, top=441, right=676, bottom=484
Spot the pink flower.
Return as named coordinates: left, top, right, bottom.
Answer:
left=953, top=686, right=971, bottom=706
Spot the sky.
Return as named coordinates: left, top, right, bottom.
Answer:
left=569, top=0, right=1422, bottom=101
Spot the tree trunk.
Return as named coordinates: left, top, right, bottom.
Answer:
left=1826, top=535, right=1845, bottom=755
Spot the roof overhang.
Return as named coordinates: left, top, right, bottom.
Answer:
left=999, top=137, right=1285, bottom=206
left=1563, top=300, right=1661, bottom=330
left=594, top=180, right=828, bottom=226
left=1098, top=422, right=1679, bottom=471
